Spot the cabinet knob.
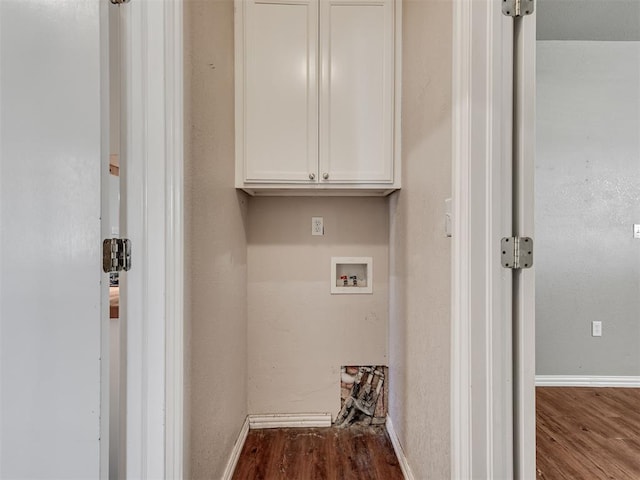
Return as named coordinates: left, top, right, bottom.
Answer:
left=322, top=173, right=329, bottom=180
left=309, top=173, right=316, bottom=180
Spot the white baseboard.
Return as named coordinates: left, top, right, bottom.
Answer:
left=536, top=375, right=640, bottom=388
left=221, top=416, right=250, bottom=480
left=248, top=413, right=332, bottom=429
left=385, top=416, right=415, bottom=480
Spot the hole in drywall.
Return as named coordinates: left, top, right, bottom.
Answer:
left=335, top=366, right=388, bottom=427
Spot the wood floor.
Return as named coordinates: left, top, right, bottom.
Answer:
left=232, top=426, right=404, bottom=480
left=537, top=387, right=640, bottom=480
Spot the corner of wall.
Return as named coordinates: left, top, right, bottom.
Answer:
left=388, top=0, right=453, bottom=478
left=185, top=0, right=249, bottom=477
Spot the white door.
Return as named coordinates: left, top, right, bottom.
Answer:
left=0, top=1, right=108, bottom=478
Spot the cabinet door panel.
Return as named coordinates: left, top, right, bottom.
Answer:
left=320, top=0, right=394, bottom=183
left=242, top=0, right=318, bottom=183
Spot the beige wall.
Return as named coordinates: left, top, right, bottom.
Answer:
left=247, top=197, right=389, bottom=417
left=388, top=0, right=452, bottom=478
left=184, top=0, right=453, bottom=476
left=185, top=0, right=249, bottom=478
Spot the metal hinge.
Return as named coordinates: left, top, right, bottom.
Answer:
left=502, top=0, right=534, bottom=17
left=103, top=238, right=132, bottom=273
left=501, top=237, right=533, bottom=269
left=110, top=0, right=130, bottom=5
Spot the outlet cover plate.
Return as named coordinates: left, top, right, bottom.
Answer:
left=312, top=217, right=324, bottom=236
left=592, top=321, right=602, bottom=337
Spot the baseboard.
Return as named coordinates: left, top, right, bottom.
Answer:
left=536, top=375, right=640, bottom=388
left=385, top=416, right=415, bottom=480
left=221, top=416, right=250, bottom=480
left=248, top=413, right=332, bottom=429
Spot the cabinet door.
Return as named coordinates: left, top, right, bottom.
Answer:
left=240, top=0, right=318, bottom=183
left=319, top=0, right=395, bottom=183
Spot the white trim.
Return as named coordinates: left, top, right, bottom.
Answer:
left=512, top=12, right=537, bottom=480
left=248, top=413, right=332, bottom=429
left=536, top=376, right=640, bottom=388
left=122, top=0, right=184, bottom=478
left=385, top=417, right=415, bottom=480
left=393, top=0, right=402, bottom=190
left=222, top=417, right=250, bottom=480
left=452, top=0, right=514, bottom=478
left=451, top=0, right=472, bottom=476
left=163, top=0, right=185, bottom=478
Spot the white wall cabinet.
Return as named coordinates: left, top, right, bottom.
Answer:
left=235, top=0, right=401, bottom=196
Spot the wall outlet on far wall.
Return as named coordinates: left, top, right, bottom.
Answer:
left=312, top=217, right=324, bottom=236
left=592, top=321, right=602, bottom=337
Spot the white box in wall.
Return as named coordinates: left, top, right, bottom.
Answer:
left=331, top=257, right=372, bottom=294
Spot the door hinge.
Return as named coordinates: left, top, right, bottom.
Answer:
left=103, top=238, right=132, bottom=273
left=110, top=0, right=130, bottom=5
left=501, top=237, right=533, bottom=269
left=502, top=0, right=534, bottom=17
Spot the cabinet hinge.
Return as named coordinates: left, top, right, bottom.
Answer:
left=110, top=0, right=131, bottom=5
left=502, top=0, right=534, bottom=17
left=501, top=237, right=533, bottom=269
left=102, top=238, right=132, bottom=273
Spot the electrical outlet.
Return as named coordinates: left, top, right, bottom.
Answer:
left=634, top=224, right=640, bottom=239
left=592, top=321, right=602, bottom=337
left=312, top=217, right=324, bottom=236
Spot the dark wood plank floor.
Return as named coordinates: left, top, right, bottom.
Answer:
left=537, top=387, right=640, bottom=480
left=232, top=426, right=404, bottom=480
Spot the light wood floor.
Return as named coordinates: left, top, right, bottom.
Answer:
left=537, top=387, right=640, bottom=480
left=232, top=426, right=404, bottom=480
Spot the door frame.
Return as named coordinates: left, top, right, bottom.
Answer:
left=451, top=0, right=537, bottom=478
left=120, top=0, right=184, bottom=478
left=512, top=12, right=536, bottom=479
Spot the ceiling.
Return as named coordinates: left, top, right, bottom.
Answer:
left=537, top=0, right=640, bottom=41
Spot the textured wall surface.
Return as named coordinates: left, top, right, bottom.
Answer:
left=185, top=0, right=455, bottom=477
left=388, top=0, right=453, bottom=478
left=247, top=197, right=389, bottom=417
left=537, top=0, right=640, bottom=42
left=536, top=41, right=640, bottom=376
left=184, top=0, right=249, bottom=478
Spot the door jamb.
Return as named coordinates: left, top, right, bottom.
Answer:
left=451, top=0, right=516, bottom=477
left=121, top=0, right=184, bottom=478
left=512, top=13, right=536, bottom=479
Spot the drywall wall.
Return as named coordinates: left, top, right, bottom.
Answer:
left=184, top=0, right=249, bottom=478
left=536, top=41, right=640, bottom=376
left=388, top=0, right=452, bottom=478
left=537, top=0, right=640, bottom=42
left=247, top=197, right=389, bottom=417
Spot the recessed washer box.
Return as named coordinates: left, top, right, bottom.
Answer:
left=331, top=257, right=373, bottom=294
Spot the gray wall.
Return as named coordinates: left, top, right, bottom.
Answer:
left=537, top=0, right=640, bottom=41
left=536, top=41, right=640, bottom=376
